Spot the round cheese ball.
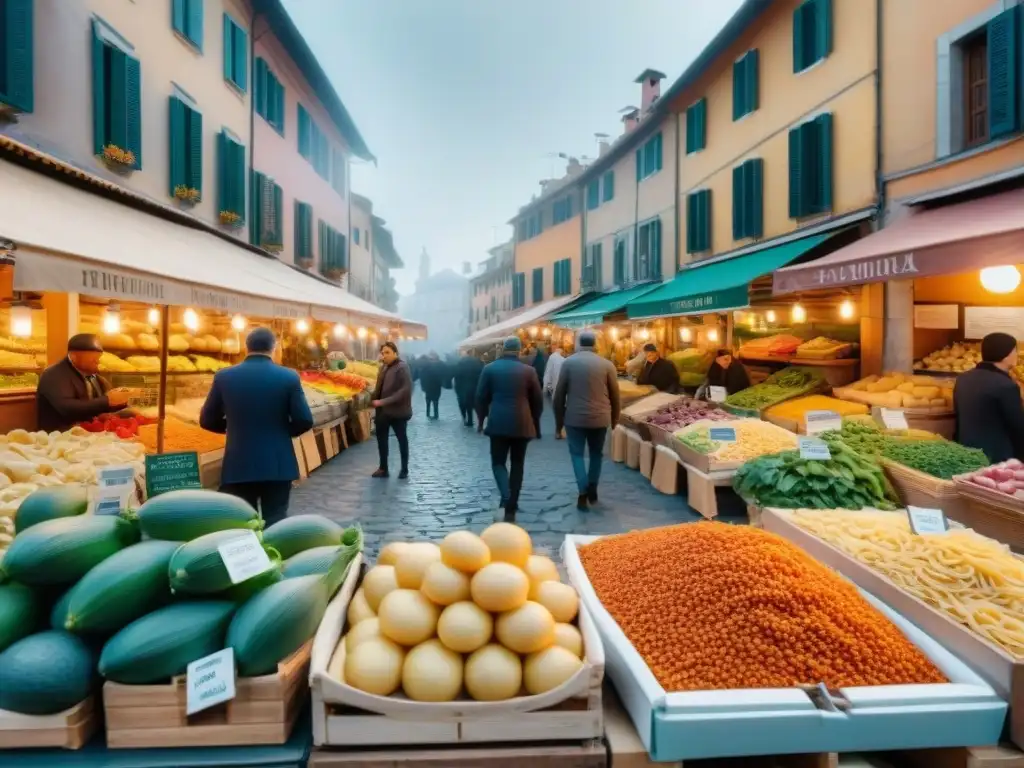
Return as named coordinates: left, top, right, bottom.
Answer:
left=534, top=580, right=579, bottom=623
left=470, top=562, right=529, bottom=613
left=378, top=589, right=440, bottom=646
left=402, top=639, right=464, bottom=702
left=362, top=565, right=399, bottom=612
left=421, top=561, right=471, bottom=606
left=465, top=644, right=523, bottom=702
left=347, top=588, right=375, bottom=626
left=345, top=637, right=405, bottom=696
left=395, top=542, right=442, bottom=589
left=496, top=601, right=556, bottom=654
left=346, top=617, right=382, bottom=652
left=437, top=601, right=493, bottom=653
left=480, top=523, right=532, bottom=568
left=524, top=646, right=583, bottom=695
left=524, top=555, right=560, bottom=600
left=377, top=541, right=410, bottom=566
left=552, top=623, right=583, bottom=658
left=440, top=530, right=491, bottom=573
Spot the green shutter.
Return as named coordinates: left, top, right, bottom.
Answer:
left=651, top=218, right=662, bottom=279
left=273, top=183, right=283, bottom=244
left=168, top=96, right=186, bottom=195
left=187, top=107, right=202, bottom=192
left=217, top=131, right=228, bottom=212
left=275, top=76, right=285, bottom=134
left=232, top=24, right=247, bottom=91
left=687, top=99, right=707, bottom=152
left=788, top=126, right=804, bottom=218
left=732, top=60, right=744, bottom=121
left=696, top=190, right=711, bottom=253
left=685, top=195, right=696, bottom=253
left=187, top=0, right=204, bottom=50
left=222, top=15, right=233, bottom=82
left=298, top=105, right=309, bottom=157
left=91, top=23, right=105, bottom=154
left=698, top=99, right=707, bottom=149
left=249, top=170, right=264, bottom=245
left=988, top=8, right=1018, bottom=139
left=229, top=137, right=245, bottom=216
left=815, top=0, right=833, bottom=62
left=745, top=50, right=759, bottom=114
left=255, top=58, right=267, bottom=117
left=603, top=171, right=614, bottom=201
left=108, top=48, right=127, bottom=150
left=814, top=113, right=833, bottom=213
left=654, top=133, right=663, bottom=171
left=793, top=4, right=806, bottom=72
left=614, top=239, right=625, bottom=284
left=731, top=165, right=743, bottom=240
left=532, top=267, right=543, bottom=303
left=294, top=202, right=305, bottom=260
left=748, top=159, right=764, bottom=239
left=173, top=0, right=186, bottom=36
left=0, top=0, right=33, bottom=113
left=125, top=55, right=142, bottom=169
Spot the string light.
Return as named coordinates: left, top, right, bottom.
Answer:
left=637, top=327, right=650, bottom=341
left=147, top=307, right=161, bottom=326
left=791, top=304, right=807, bottom=323
left=10, top=305, right=31, bottom=338
left=980, top=265, right=1021, bottom=294
left=528, top=326, right=539, bottom=338
left=679, top=327, right=692, bottom=343
left=102, top=305, right=122, bottom=334
left=542, top=327, right=551, bottom=337
left=357, top=327, right=368, bottom=339
left=296, top=319, right=310, bottom=334
left=183, top=308, right=200, bottom=331
left=766, top=310, right=777, bottom=323
left=333, top=324, right=348, bottom=339
left=231, top=314, right=246, bottom=331
left=839, top=300, right=855, bottom=320
left=707, top=328, right=720, bottom=343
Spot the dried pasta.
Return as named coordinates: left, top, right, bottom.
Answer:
left=788, top=509, right=1024, bottom=659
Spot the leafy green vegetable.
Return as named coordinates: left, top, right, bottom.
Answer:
left=724, top=366, right=826, bottom=410
left=880, top=440, right=988, bottom=480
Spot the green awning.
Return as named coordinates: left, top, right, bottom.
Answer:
left=626, top=232, right=835, bottom=319
left=551, top=282, right=663, bottom=328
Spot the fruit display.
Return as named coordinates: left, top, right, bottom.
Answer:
left=916, top=341, right=980, bottom=374
left=733, top=436, right=898, bottom=510
left=98, top=352, right=137, bottom=372
left=618, top=380, right=654, bottom=400
left=329, top=523, right=587, bottom=702
left=78, top=413, right=157, bottom=437
left=0, top=372, right=38, bottom=389
left=135, top=415, right=226, bottom=455
left=738, top=334, right=803, bottom=358
left=794, top=336, right=855, bottom=359
left=0, top=349, right=41, bottom=369
left=0, top=335, right=45, bottom=355
left=666, top=348, right=714, bottom=388
left=763, top=394, right=868, bottom=424
left=0, top=489, right=362, bottom=713
left=674, top=418, right=798, bottom=464
left=578, top=523, right=945, bottom=690
left=345, top=360, right=380, bottom=381
left=837, top=372, right=954, bottom=410
left=643, top=398, right=731, bottom=431
left=302, top=371, right=367, bottom=399
left=724, top=367, right=826, bottom=411
left=960, top=458, right=1024, bottom=495
left=191, top=355, right=230, bottom=372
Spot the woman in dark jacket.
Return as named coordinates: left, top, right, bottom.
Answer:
left=370, top=342, right=413, bottom=478
left=954, top=332, right=1024, bottom=463
left=697, top=349, right=751, bottom=399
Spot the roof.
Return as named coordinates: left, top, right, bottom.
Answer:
left=257, top=0, right=374, bottom=162
left=352, top=192, right=373, bottom=211
left=576, top=0, right=773, bottom=188
left=508, top=175, right=583, bottom=224
left=370, top=217, right=403, bottom=269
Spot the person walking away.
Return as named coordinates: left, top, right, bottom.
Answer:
left=533, top=345, right=547, bottom=387
left=543, top=346, right=565, bottom=397
left=636, top=343, right=679, bottom=393
left=953, top=332, right=1024, bottom=463
left=553, top=331, right=620, bottom=510
left=200, top=328, right=313, bottom=526
left=454, top=350, right=484, bottom=427
left=476, top=337, right=543, bottom=522
left=370, top=341, right=413, bottom=478
left=419, top=351, right=444, bottom=420
left=36, top=334, right=133, bottom=432
left=695, top=348, right=751, bottom=399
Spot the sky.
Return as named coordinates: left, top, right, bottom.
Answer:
left=284, top=0, right=744, bottom=297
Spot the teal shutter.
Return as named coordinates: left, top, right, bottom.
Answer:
left=603, top=171, right=614, bottom=201
left=815, top=0, right=833, bottom=62
left=125, top=55, right=142, bottom=169
left=793, top=3, right=806, bottom=72
left=686, top=195, right=696, bottom=253
left=654, top=133, right=663, bottom=171
left=587, top=180, right=599, bottom=210
left=232, top=24, right=247, bottom=91
left=687, top=99, right=707, bottom=152
left=788, top=126, right=804, bottom=218
left=249, top=170, right=264, bottom=245
left=988, top=8, right=1018, bottom=139
left=298, top=105, right=310, bottom=157
left=614, top=239, right=625, bottom=284
left=732, top=60, right=744, bottom=121
left=698, top=99, right=707, bottom=149
left=187, top=0, right=204, bottom=50
left=91, top=24, right=106, bottom=154
left=188, top=107, right=202, bottom=192
left=731, top=165, right=743, bottom=240
left=293, top=202, right=304, bottom=260
left=748, top=159, right=764, bottom=238
left=273, top=183, right=283, bottom=244
left=274, top=77, right=285, bottom=134
left=532, top=267, right=543, bottom=303
left=108, top=48, right=128, bottom=151
left=222, top=15, right=233, bottom=82
left=651, top=218, right=662, bottom=279
left=168, top=97, right=186, bottom=195
left=594, top=243, right=603, bottom=289
left=745, top=50, right=759, bottom=114
left=814, top=113, right=833, bottom=213
left=1, top=0, right=33, bottom=113
left=255, top=58, right=267, bottom=117
left=685, top=108, right=694, bottom=153
left=696, top=190, right=711, bottom=252
left=173, top=0, right=186, bottom=36
left=635, top=148, right=643, bottom=181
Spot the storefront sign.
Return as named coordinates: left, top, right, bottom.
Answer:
left=914, top=304, right=959, bottom=330
left=145, top=451, right=202, bottom=497
left=709, top=427, right=736, bottom=442
left=660, top=284, right=749, bottom=317
left=907, top=506, right=949, bottom=535
left=799, top=436, right=831, bottom=461
left=708, top=386, right=728, bottom=403
left=218, top=531, right=273, bottom=584
left=804, top=410, right=842, bottom=436
left=186, top=648, right=237, bottom=715
left=964, top=306, right=1024, bottom=340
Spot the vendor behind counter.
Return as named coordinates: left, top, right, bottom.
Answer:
left=696, top=349, right=751, bottom=400
left=36, top=333, right=133, bottom=432
left=636, top=343, right=679, bottom=393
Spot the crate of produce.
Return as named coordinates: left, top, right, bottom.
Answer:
left=562, top=528, right=1006, bottom=763
left=638, top=398, right=731, bottom=445
left=0, top=696, right=100, bottom=750
left=617, top=392, right=686, bottom=431
left=952, top=462, right=1024, bottom=553
left=617, top=380, right=656, bottom=407
left=309, top=528, right=605, bottom=749
left=761, top=507, right=1024, bottom=751
left=881, top=458, right=970, bottom=518
left=724, top=366, right=829, bottom=415
left=762, top=395, right=869, bottom=435
left=670, top=418, right=798, bottom=473
left=833, top=372, right=955, bottom=415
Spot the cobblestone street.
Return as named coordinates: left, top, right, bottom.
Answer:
left=290, top=390, right=706, bottom=558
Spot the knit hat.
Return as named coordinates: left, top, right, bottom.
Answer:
left=578, top=331, right=596, bottom=348
left=643, top=343, right=657, bottom=353
left=503, top=336, right=522, bottom=352
left=982, top=332, right=1017, bottom=363
left=246, top=327, right=277, bottom=354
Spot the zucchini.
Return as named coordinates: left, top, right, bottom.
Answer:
left=282, top=546, right=339, bottom=579
left=0, top=630, right=96, bottom=714
left=14, top=486, right=90, bottom=534
left=62, top=540, right=178, bottom=634
left=137, top=490, right=262, bottom=541
left=0, top=514, right=140, bottom=586
left=262, top=515, right=344, bottom=559
left=169, top=529, right=277, bottom=595
left=0, top=582, right=37, bottom=652
left=220, top=549, right=283, bottom=602
left=50, top=587, right=73, bottom=631
left=99, top=601, right=236, bottom=684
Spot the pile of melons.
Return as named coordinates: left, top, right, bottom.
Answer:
left=328, top=523, right=585, bottom=703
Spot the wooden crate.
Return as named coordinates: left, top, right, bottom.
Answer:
left=683, top=464, right=738, bottom=519
left=0, top=696, right=99, bottom=750
left=102, top=641, right=312, bottom=748
left=308, top=742, right=607, bottom=768
left=951, top=478, right=1024, bottom=554
left=881, top=459, right=970, bottom=520
left=885, top=744, right=1024, bottom=768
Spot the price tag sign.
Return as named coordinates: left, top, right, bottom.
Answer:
left=709, top=386, right=728, bottom=403
left=98, top=465, right=135, bottom=489
left=907, top=505, right=949, bottom=535
left=217, top=531, right=272, bottom=584
left=799, top=436, right=832, bottom=461
left=878, top=408, right=909, bottom=430
left=91, top=485, right=132, bottom=516
left=186, top=648, right=237, bottom=715
left=804, top=410, right=842, bottom=436
left=709, top=427, right=737, bottom=442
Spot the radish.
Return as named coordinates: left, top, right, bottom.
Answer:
left=998, top=481, right=1017, bottom=494
left=973, top=475, right=998, bottom=489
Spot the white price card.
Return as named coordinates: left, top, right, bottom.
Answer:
left=98, top=465, right=135, bottom=488
left=90, top=484, right=132, bottom=516
left=709, top=386, right=727, bottom=403
left=804, top=410, right=842, bottom=436
left=799, top=436, right=832, bottom=461
left=907, top=505, right=949, bottom=535
left=879, top=408, right=909, bottom=430
left=709, top=426, right=737, bottom=442
left=217, top=531, right=273, bottom=584
left=186, top=647, right=237, bottom=715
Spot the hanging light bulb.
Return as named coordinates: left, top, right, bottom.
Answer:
left=183, top=308, right=200, bottom=331
left=707, top=328, right=720, bottom=343
left=102, top=305, right=122, bottom=334
left=791, top=304, right=807, bottom=323
left=231, top=314, right=246, bottom=332
left=333, top=324, right=348, bottom=339
left=528, top=326, right=539, bottom=338
left=609, top=326, right=619, bottom=340
left=766, top=310, right=777, bottom=323
left=357, top=327, right=368, bottom=339
left=295, top=318, right=310, bottom=334
left=542, top=327, right=551, bottom=337
left=9, top=305, right=32, bottom=338
left=680, top=327, right=692, bottom=343
left=980, top=265, right=1021, bottom=294
left=637, top=327, right=650, bottom=341
left=839, top=299, right=856, bottom=320
left=147, top=307, right=161, bottom=326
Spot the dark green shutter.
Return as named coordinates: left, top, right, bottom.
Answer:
left=651, top=218, right=662, bottom=279
left=249, top=170, right=264, bottom=245
left=745, top=50, right=759, bottom=114
left=793, top=4, right=806, bottom=72
left=255, top=58, right=267, bottom=117
left=273, top=183, right=283, bottom=244
left=688, top=98, right=707, bottom=152
left=988, top=8, right=1018, bottom=139
left=217, top=131, right=228, bottom=212
left=614, top=239, right=625, bottom=284
left=232, top=24, right=247, bottom=91
left=293, top=202, right=305, bottom=260
left=230, top=137, right=245, bottom=216
left=815, top=0, right=833, bottom=62
left=732, top=60, right=744, bottom=121
left=222, top=15, right=232, bottom=82
left=187, top=0, right=203, bottom=50
left=635, top=148, right=643, bottom=181
left=108, top=48, right=128, bottom=150
left=747, top=159, right=764, bottom=238
left=814, top=113, right=833, bottom=213
left=91, top=23, right=105, bottom=154
left=603, top=171, right=614, bottom=201
left=125, top=55, right=142, bottom=169
left=1, top=0, right=33, bottom=113
left=168, top=96, right=186, bottom=195
left=275, top=76, right=285, bottom=134
left=685, top=195, right=696, bottom=253
left=173, top=0, right=186, bottom=36
left=731, top=165, right=743, bottom=240
left=788, top=126, right=804, bottom=218
left=298, top=105, right=309, bottom=157
left=188, top=107, right=202, bottom=192
left=654, top=133, right=663, bottom=171
left=532, top=267, right=543, bottom=303
left=697, top=190, right=711, bottom=252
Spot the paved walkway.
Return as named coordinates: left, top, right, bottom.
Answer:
left=290, top=390, right=707, bottom=558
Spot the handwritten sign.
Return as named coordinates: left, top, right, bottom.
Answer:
left=804, top=410, right=842, bottom=436
left=709, top=386, right=728, bottom=403
left=145, top=451, right=202, bottom=498
left=799, top=437, right=832, bottom=461
left=709, top=427, right=737, bottom=443
left=217, top=531, right=273, bottom=584
left=878, top=408, right=909, bottom=430
left=907, top=506, right=949, bottom=535
left=186, top=648, right=237, bottom=715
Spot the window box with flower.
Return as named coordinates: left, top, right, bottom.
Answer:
left=218, top=210, right=243, bottom=228
left=173, top=185, right=201, bottom=205
left=101, top=145, right=137, bottom=175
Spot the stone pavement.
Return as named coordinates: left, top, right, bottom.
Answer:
left=290, top=390, right=709, bottom=558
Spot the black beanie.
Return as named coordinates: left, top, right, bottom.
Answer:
left=982, top=332, right=1017, bottom=363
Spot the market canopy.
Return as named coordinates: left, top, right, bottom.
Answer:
left=549, top=282, right=662, bottom=328
left=627, top=231, right=835, bottom=319
left=457, top=293, right=583, bottom=349
left=773, top=187, right=1024, bottom=294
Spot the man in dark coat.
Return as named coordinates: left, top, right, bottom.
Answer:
left=371, top=341, right=413, bottom=478
left=532, top=345, right=547, bottom=385
left=419, top=351, right=444, bottom=420
left=636, top=343, right=679, bottom=393
left=454, top=350, right=485, bottom=427
left=954, top=332, right=1024, bottom=463
left=36, top=334, right=132, bottom=432
left=200, top=328, right=314, bottom=526
left=475, top=336, right=543, bottom=521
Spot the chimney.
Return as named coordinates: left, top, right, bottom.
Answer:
left=635, top=69, right=667, bottom=112
left=565, top=157, right=583, bottom=177
left=620, top=107, right=640, bottom=135
left=595, top=133, right=611, bottom=156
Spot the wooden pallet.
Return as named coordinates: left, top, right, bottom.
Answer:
left=0, top=696, right=100, bottom=750
left=308, top=741, right=607, bottom=768
left=102, top=641, right=311, bottom=748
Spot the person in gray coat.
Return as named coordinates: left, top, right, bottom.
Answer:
left=553, top=330, right=620, bottom=510
left=370, top=341, right=413, bottom=479
left=475, top=336, right=543, bottom=521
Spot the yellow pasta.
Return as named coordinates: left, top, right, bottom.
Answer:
left=787, top=509, right=1024, bottom=659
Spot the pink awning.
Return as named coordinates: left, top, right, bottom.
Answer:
left=773, top=187, right=1024, bottom=294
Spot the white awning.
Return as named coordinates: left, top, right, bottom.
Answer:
left=457, top=294, right=580, bottom=349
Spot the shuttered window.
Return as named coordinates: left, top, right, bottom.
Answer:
left=583, top=243, right=603, bottom=291
left=222, top=14, right=247, bottom=91
left=552, top=196, right=574, bottom=224
left=172, top=0, right=203, bottom=50
left=168, top=96, right=203, bottom=199
left=636, top=132, right=663, bottom=181
left=512, top=272, right=526, bottom=309
left=318, top=220, right=347, bottom=276
left=331, top=148, right=347, bottom=197
left=297, top=103, right=329, bottom=179
left=532, top=267, right=544, bottom=303
left=635, top=219, right=663, bottom=282
left=553, top=258, right=572, bottom=297
left=732, top=159, right=764, bottom=241
left=586, top=180, right=600, bottom=211
left=0, top=0, right=33, bottom=113
left=788, top=113, right=833, bottom=219
left=294, top=201, right=313, bottom=263
left=793, top=0, right=832, bottom=73
left=685, top=98, right=707, bottom=154
left=602, top=170, right=615, bottom=202
left=686, top=190, right=712, bottom=254
left=986, top=8, right=1019, bottom=140
left=249, top=171, right=282, bottom=248
left=613, top=236, right=627, bottom=286
left=255, top=58, right=285, bottom=135
left=732, top=50, right=759, bottom=120
left=216, top=131, right=245, bottom=219
left=91, top=22, right=142, bottom=169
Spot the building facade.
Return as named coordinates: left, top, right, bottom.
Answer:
left=371, top=216, right=402, bottom=312
left=401, top=249, right=469, bottom=354
left=469, top=241, right=514, bottom=335
left=348, top=193, right=374, bottom=300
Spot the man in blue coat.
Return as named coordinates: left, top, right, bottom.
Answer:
left=200, top=327, right=314, bottom=526
left=475, top=336, right=543, bottom=521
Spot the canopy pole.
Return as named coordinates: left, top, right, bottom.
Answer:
left=156, top=305, right=170, bottom=455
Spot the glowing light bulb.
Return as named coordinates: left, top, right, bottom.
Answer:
left=183, top=308, right=200, bottom=331
left=791, top=304, right=807, bottom=323
left=333, top=324, right=348, bottom=339
left=10, top=305, right=31, bottom=338
left=707, top=328, right=720, bottom=343
left=980, top=265, right=1021, bottom=294
left=296, top=319, right=310, bottom=334
left=529, top=326, right=539, bottom=338
left=542, top=327, right=551, bottom=337
left=609, top=327, right=619, bottom=340
left=766, top=310, right=777, bottom=323
left=638, top=328, right=650, bottom=341
left=357, top=327, right=368, bottom=340
left=231, top=314, right=246, bottom=332
left=102, top=306, right=121, bottom=334
left=147, top=307, right=160, bottom=326
left=680, top=327, right=692, bottom=342
left=839, top=300, right=855, bottom=320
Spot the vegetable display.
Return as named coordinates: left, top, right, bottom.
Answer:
left=675, top=419, right=798, bottom=464
left=961, top=458, right=1024, bottom=496
left=794, top=337, right=855, bottom=359
left=763, top=394, right=868, bottom=422
left=738, top=334, right=803, bottom=358
left=78, top=413, right=157, bottom=437
left=881, top=439, right=988, bottom=480
left=666, top=349, right=714, bottom=388
left=331, top=523, right=586, bottom=702
left=916, top=341, right=980, bottom=374
left=136, top=416, right=226, bottom=455
left=724, top=366, right=825, bottom=411
left=578, top=523, right=945, bottom=690
left=643, top=399, right=731, bottom=431
left=838, top=372, right=954, bottom=410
